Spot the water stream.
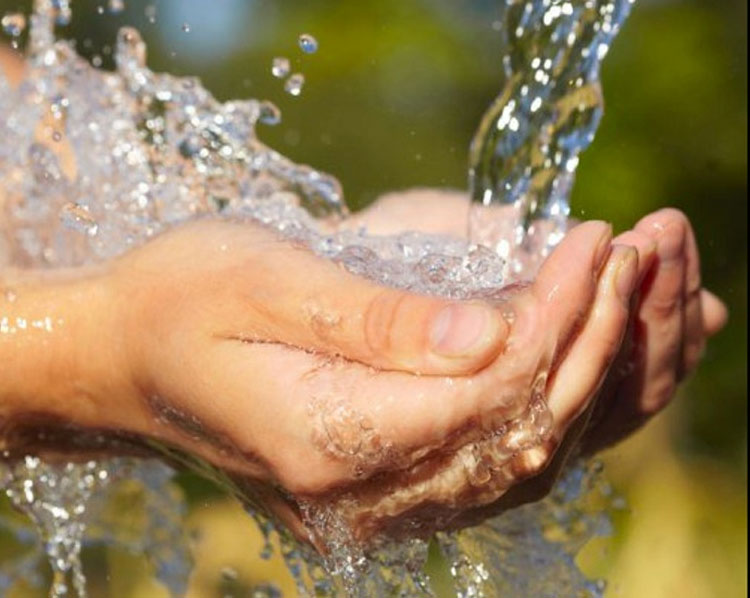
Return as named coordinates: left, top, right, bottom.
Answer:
left=0, top=1, right=634, bottom=596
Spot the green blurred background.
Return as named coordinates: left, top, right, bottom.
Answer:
left=0, top=0, right=746, bottom=596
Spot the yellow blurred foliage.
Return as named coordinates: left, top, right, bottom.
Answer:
left=583, top=412, right=747, bottom=598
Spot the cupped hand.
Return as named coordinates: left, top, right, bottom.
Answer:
left=2, top=188, right=724, bottom=547
left=345, top=189, right=727, bottom=532
left=354, top=190, right=727, bottom=445
left=93, top=210, right=632, bottom=543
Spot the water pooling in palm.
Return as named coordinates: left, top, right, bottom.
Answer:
left=0, top=1, right=633, bottom=596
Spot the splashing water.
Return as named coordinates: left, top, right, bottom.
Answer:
left=284, top=72, right=306, bottom=97
left=0, top=0, right=634, bottom=596
left=468, top=0, right=635, bottom=277
left=272, top=56, right=291, bottom=79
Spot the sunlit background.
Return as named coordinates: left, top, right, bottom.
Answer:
left=0, top=0, right=746, bottom=597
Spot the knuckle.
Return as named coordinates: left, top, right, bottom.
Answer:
left=645, top=294, right=682, bottom=320
left=363, top=290, right=407, bottom=358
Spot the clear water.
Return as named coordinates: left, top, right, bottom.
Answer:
left=468, top=0, right=635, bottom=277
left=0, top=0, right=633, bottom=596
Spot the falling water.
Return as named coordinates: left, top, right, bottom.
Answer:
left=0, top=0, right=634, bottom=596
left=469, top=0, right=635, bottom=277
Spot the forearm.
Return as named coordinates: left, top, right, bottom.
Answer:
left=0, top=266, right=128, bottom=437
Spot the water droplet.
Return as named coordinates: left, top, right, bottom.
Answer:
left=52, top=131, right=63, bottom=142
left=2, top=13, right=26, bottom=37
left=108, top=0, right=125, bottom=14
left=271, top=56, right=290, bottom=79
left=60, top=203, right=99, bottom=237
left=284, top=73, right=305, bottom=97
left=298, top=33, right=318, bottom=54
left=258, top=100, right=281, bottom=126
left=181, top=22, right=190, bottom=33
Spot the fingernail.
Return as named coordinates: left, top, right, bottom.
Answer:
left=594, top=223, right=613, bottom=270
left=615, top=247, right=638, bottom=300
left=430, top=303, right=496, bottom=357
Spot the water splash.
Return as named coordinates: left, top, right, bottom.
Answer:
left=284, top=72, right=305, bottom=97
left=468, top=0, right=635, bottom=277
left=271, top=56, right=291, bottom=79
left=0, top=0, right=635, bottom=596
left=1, top=12, right=26, bottom=37
left=0, top=457, right=191, bottom=598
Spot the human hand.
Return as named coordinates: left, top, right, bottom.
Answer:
left=579, top=207, right=727, bottom=453
left=346, top=189, right=727, bottom=529
left=0, top=209, right=634, bottom=544
left=120, top=214, right=641, bottom=547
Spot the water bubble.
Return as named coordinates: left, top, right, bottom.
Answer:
left=60, top=203, right=99, bottom=237
left=181, top=22, right=190, bottom=33
left=271, top=56, right=290, bottom=79
left=298, top=33, right=318, bottom=54
left=29, top=144, right=64, bottom=184
left=336, top=245, right=377, bottom=277
left=144, top=4, right=157, bottom=24
left=2, top=13, right=26, bottom=37
left=417, top=253, right=461, bottom=285
left=108, top=0, right=125, bottom=14
left=284, top=73, right=305, bottom=97
left=50, top=95, right=69, bottom=120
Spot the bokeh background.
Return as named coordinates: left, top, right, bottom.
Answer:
left=0, top=0, right=746, bottom=597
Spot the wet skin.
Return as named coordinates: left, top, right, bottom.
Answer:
left=0, top=49, right=728, bottom=545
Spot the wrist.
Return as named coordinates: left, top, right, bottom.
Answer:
left=0, top=265, right=134, bottom=441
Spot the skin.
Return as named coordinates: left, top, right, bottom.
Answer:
left=0, top=48, right=728, bottom=546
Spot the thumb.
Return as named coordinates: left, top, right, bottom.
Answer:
left=233, top=237, right=509, bottom=376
